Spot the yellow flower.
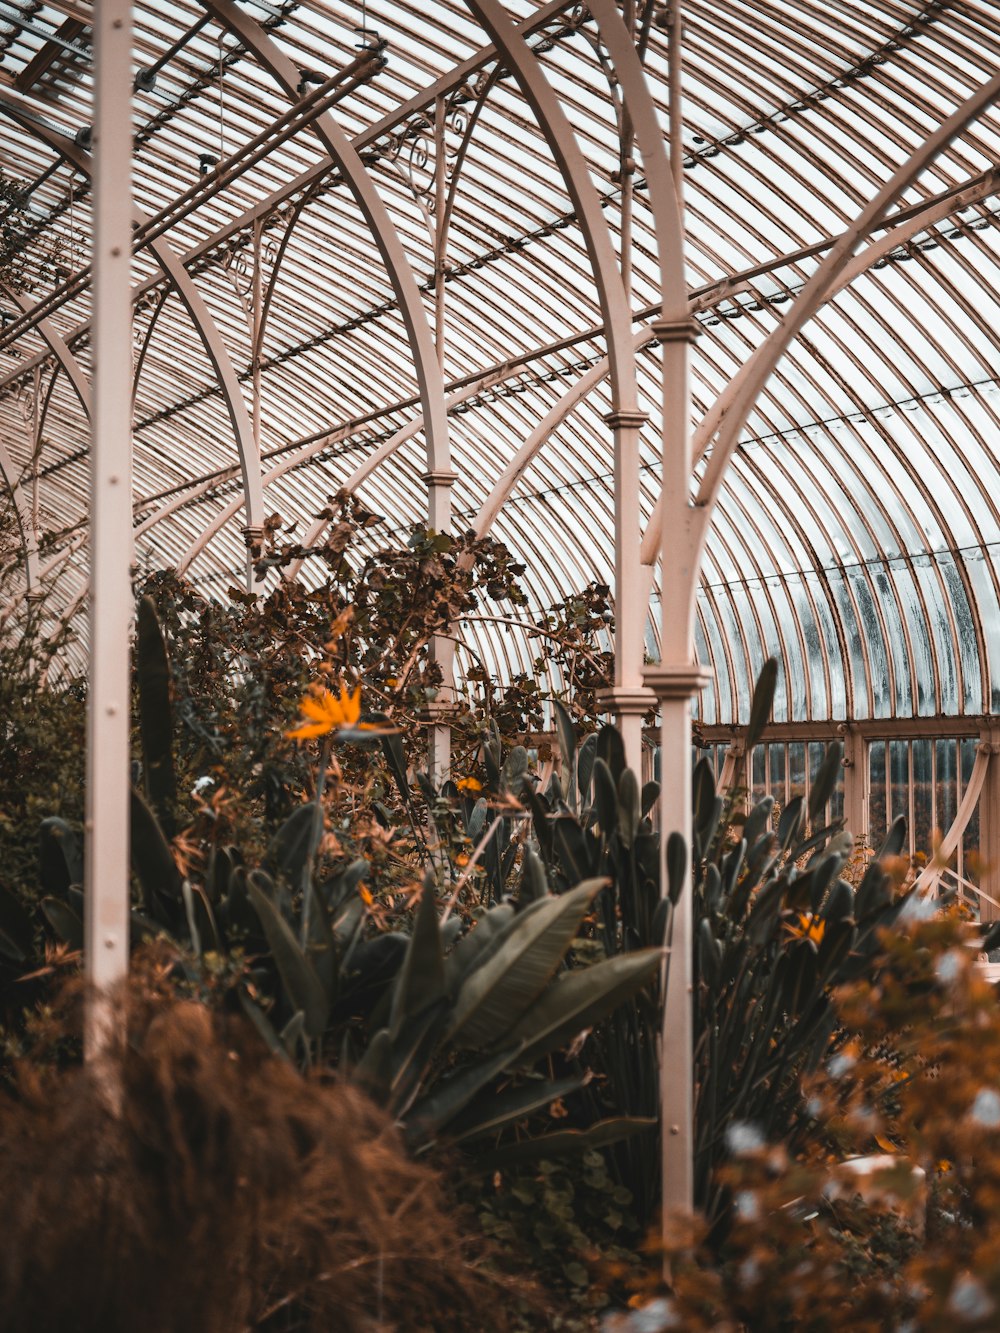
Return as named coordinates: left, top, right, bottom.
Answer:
left=784, top=911, right=826, bottom=947
left=456, top=776, right=483, bottom=794
left=286, top=682, right=361, bottom=741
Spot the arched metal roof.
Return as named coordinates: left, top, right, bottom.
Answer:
left=1, top=0, right=999, bottom=728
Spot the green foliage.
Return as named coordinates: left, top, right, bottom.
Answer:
left=475, top=1152, right=642, bottom=1326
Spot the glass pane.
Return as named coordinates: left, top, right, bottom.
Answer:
left=788, top=741, right=806, bottom=803
left=768, top=743, right=786, bottom=803
left=889, top=741, right=911, bottom=840
left=935, top=739, right=958, bottom=853
left=912, top=740, right=933, bottom=864
left=869, top=740, right=887, bottom=847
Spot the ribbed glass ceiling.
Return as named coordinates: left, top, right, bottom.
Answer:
left=0, top=0, right=998, bottom=725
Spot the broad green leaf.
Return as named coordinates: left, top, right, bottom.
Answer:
left=41, top=896, right=83, bottom=950
left=380, top=728, right=410, bottom=802
left=447, top=879, right=606, bottom=1049
left=266, top=803, right=317, bottom=886
left=808, top=742, right=842, bottom=824
left=136, top=595, right=176, bottom=837
left=390, top=880, right=446, bottom=1039
left=746, top=658, right=778, bottom=751
left=404, top=1043, right=524, bottom=1150
left=592, top=758, right=618, bottom=840
left=479, top=1116, right=657, bottom=1168
left=38, top=817, right=82, bottom=895
left=450, top=1072, right=587, bottom=1144
left=553, top=699, right=577, bottom=793
left=247, top=872, right=328, bottom=1039
left=445, top=902, right=515, bottom=994
left=518, top=845, right=550, bottom=906
left=238, top=990, right=291, bottom=1063
left=509, top=947, right=663, bottom=1065
left=130, top=787, right=182, bottom=917
left=666, top=831, right=687, bottom=905
left=618, top=767, right=642, bottom=847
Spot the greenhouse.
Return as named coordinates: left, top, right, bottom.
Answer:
left=1, top=0, right=1000, bottom=1328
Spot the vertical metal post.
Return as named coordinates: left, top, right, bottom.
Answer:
left=84, top=0, right=133, bottom=1057
left=978, top=729, right=1000, bottom=923
left=425, top=468, right=458, bottom=783
left=597, top=408, right=656, bottom=775
left=840, top=725, right=868, bottom=853
left=645, top=309, right=706, bottom=1219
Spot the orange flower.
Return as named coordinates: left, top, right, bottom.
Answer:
left=286, top=682, right=361, bottom=741
left=784, top=911, right=826, bottom=947
left=456, top=776, right=483, bottom=794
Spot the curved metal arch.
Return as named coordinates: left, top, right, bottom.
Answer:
left=0, top=434, right=39, bottom=597
left=203, top=0, right=452, bottom=492
left=0, top=281, right=91, bottom=602
left=0, top=86, right=266, bottom=545
left=692, top=72, right=1000, bottom=533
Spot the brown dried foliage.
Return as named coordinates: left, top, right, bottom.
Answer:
left=0, top=961, right=510, bottom=1333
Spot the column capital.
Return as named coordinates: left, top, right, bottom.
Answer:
left=421, top=469, right=458, bottom=488
left=650, top=316, right=700, bottom=345
left=242, top=524, right=265, bottom=549
left=24, top=586, right=45, bottom=604
left=594, top=685, right=658, bottom=714
left=644, top=663, right=712, bottom=700
left=603, top=409, right=649, bottom=430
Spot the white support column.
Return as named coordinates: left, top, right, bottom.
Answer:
left=243, top=522, right=264, bottom=592
left=425, top=468, right=458, bottom=784
left=645, top=305, right=706, bottom=1218
left=646, top=663, right=709, bottom=1214
left=596, top=408, right=657, bottom=775
left=84, top=0, right=133, bottom=1056
left=979, top=728, right=1000, bottom=924
left=840, top=724, right=868, bottom=852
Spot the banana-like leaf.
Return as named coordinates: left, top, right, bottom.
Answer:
left=130, top=787, right=182, bottom=918
left=878, top=815, right=907, bottom=859
left=508, top=947, right=663, bottom=1066
left=266, top=803, right=317, bottom=886
left=41, top=896, right=83, bottom=950
left=390, top=881, right=446, bottom=1039
left=518, top=845, right=550, bottom=906
left=238, top=989, right=292, bottom=1063
left=447, top=879, right=606, bottom=1049
left=136, top=595, right=176, bottom=837
left=777, top=796, right=805, bottom=850
left=553, top=699, right=577, bottom=795
left=38, top=817, right=82, bottom=895
left=445, top=901, right=515, bottom=994
left=577, top=733, right=599, bottom=805
left=618, top=767, right=642, bottom=847
left=745, top=658, right=778, bottom=751
left=591, top=757, right=618, bottom=841
left=552, top=816, right=595, bottom=885
left=352, top=1026, right=393, bottom=1104
left=380, top=728, right=410, bottom=803
left=404, top=1043, right=524, bottom=1150
left=500, top=745, right=529, bottom=796
left=743, top=797, right=775, bottom=851
left=595, top=725, right=626, bottom=786
left=449, top=1072, right=587, bottom=1144
left=808, top=742, right=843, bottom=824
left=666, top=831, right=687, bottom=906
left=247, top=874, right=328, bottom=1039
left=478, top=1116, right=657, bottom=1169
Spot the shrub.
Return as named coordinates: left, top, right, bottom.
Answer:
left=0, top=956, right=510, bottom=1333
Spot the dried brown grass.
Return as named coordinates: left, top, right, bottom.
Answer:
left=0, top=965, right=510, bottom=1333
